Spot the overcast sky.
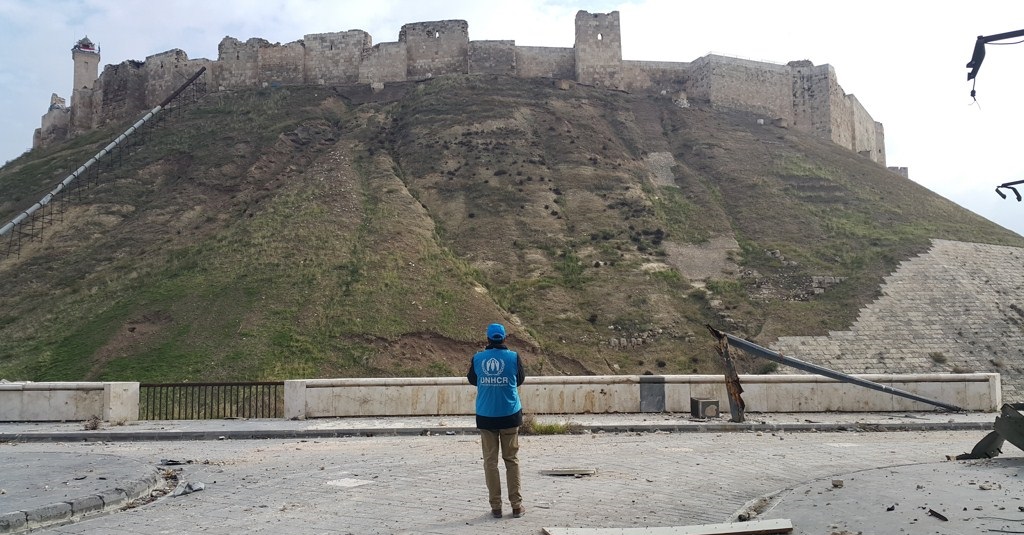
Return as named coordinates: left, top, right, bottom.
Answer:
left=2, top=0, right=1023, bottom=236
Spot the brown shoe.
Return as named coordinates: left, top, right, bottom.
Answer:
left=491, top=509, right=502, bottom=518
left=512, top=506, right=525, bottom=518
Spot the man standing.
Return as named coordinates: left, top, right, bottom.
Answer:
left=467, top=323, right=526, bottom=519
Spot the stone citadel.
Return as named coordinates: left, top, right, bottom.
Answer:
left=35, top=10, right=886, bottom=166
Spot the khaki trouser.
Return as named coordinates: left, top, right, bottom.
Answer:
left=480, top=427, right=522, bottom=510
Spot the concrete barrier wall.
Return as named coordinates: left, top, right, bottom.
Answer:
left=0, top=382, right=139, bottom=422
left=285, top=373, right=1001, bottom=419
left=0, top=374, right=999, bottom=421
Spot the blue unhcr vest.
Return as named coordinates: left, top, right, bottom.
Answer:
left=472, top=348, right=522, bottom=418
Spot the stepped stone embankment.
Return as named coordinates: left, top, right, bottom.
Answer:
left=773, top=239, right=1024, bottom=400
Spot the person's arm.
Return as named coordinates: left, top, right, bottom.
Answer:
left=516, top=354, right=525, bottom=385
left=467, top=359, right=478, bottom=386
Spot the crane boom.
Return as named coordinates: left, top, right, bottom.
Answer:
left=967, top=29, right=1024, bottom=81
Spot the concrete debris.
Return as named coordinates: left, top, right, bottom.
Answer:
left=170, top=481, right=205, bottom=497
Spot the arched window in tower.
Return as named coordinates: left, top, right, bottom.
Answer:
left=597, top=33, right=603, bottom=41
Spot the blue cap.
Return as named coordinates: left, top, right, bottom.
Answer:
left=486, top=323, right=506, bottom=341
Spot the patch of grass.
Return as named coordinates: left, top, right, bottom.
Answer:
left=520, top=413, right=583, bottom=435
left=555, top=249, right=587, bottom=289
left=705, top=279, right=745, bottom=298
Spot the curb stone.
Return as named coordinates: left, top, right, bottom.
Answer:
left=0, top=468, right=163, bottom=534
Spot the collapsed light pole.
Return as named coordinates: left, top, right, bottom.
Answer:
left=706, top=325, right=964, bottom=419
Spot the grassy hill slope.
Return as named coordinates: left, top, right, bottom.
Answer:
left=1, top=76, right=1020, bottom=382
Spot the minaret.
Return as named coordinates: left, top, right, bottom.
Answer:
left=72, top=36, right=99, bottom=90
left=70, top=36, right=100, bottom=130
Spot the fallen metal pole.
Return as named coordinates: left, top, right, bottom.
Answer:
left=0, top=67, right=207, bottom=242
left=706, top=325, right=963, bottom=412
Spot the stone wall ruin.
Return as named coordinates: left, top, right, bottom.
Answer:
left=36, top=10, right=887, bottom=166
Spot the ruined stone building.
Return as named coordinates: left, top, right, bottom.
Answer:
left=35, top=11, right=887, bottom=165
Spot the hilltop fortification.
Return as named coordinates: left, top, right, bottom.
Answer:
left=35, top=10, right=885, bottom=165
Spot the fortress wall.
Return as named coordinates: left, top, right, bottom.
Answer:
left=39, top=108, right=70, bottom=137
left=515, top=46, right=574, bottom=79
left=97, top=61, right=146, bottom=124
left=575, top=10, right=622, bottom=87
left=689, top=55, right=793, bottom=119
left=70, top=86, right=97, bottom=132
left=827, top=75, right=853, bottom=150
left=258, top=40, right=306, bottom=86
left=304, top=30, right=370, bottom=85
left=468, top=40, right=516, bottom=75
left=621, top=60, right=689, bottom=93
left=846, top=95, right=885, bottom=165
left=216, top=37, right=268, bottom=89
left=359, top=42, right=408, bottom=84
left=874, top=122, right=886, bottom=165
left=34, top=108, right=70, bottom=149
left=75, top=89, right=102, bottom=132
left=400, top=20, right=469, bottom=79
left=38, top=11, right=886, bottom=165
left=143, top=50, right=212, bottom=107
left=790, top=63, right=834, bottom=140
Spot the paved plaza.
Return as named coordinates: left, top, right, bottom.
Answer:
left=1, top=413, right=1022, bottom=534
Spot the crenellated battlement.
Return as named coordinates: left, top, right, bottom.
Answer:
left=35, top=10, right=885, bottom=165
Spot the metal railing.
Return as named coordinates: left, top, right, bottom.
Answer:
left=139, top=381, right=284, bottom=420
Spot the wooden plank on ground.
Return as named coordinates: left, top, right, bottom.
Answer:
left=542, top=518, right=793, bottom=535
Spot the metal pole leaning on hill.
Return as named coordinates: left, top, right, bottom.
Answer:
left=705, top=325, right=964, bottom=412
left=0, top=67, right=207, bottom=254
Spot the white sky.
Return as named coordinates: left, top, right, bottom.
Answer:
left=2, top=0, right=1023, bottom=236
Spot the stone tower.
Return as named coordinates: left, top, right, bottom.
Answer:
left=574, top=11, right=622, bottom=88
left=72, top=36, right=99, bottom=90
left=70, top=37, right=100, bottom=131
